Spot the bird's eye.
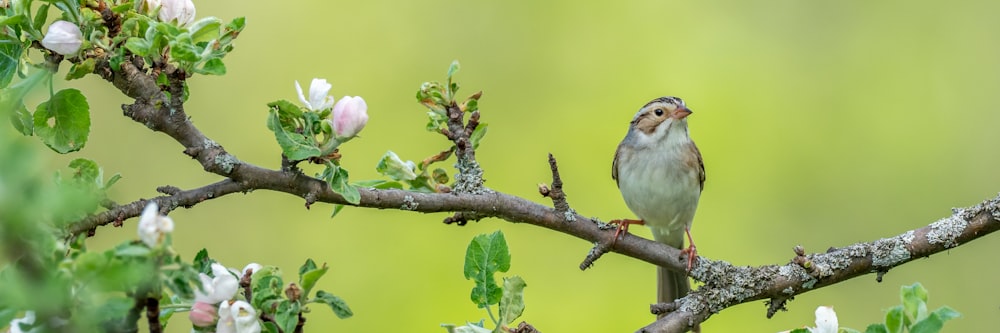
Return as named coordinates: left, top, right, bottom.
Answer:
left=654, top=108, right=665, bottom=116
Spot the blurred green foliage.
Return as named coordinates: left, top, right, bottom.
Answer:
left=11, top=0, right=999, bottom=332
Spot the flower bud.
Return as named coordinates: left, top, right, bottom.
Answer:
left=158, top=0, right=196, bottom=26
left=41, top=21, right=83, bottom=55
left=331, top=96, right=368, bottom=139
left=376, top=151, right=417, bottom=181
left=189, top=302, right=218, bottom=327
left=137, top=202, right=174, bottom=248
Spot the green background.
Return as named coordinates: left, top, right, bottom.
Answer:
left=32, top=0, right=1000, bottom=331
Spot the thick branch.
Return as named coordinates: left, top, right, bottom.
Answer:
left=640, top=195, right=1000, bottom=333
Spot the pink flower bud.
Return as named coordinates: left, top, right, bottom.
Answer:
left=41, top=21, right=83, bottom=55
left=159, top=0, right=196, bottom=26
left=189, top=302, right=218, bottom=327
left=331, top=96, right=368, bottom=139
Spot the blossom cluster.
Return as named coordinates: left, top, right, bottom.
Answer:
left=40, top=0, right=199, bottom=56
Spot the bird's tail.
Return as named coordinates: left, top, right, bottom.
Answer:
left=657, top=266, right=690, bottom=307
left=652, top=228, right=700, bottom=332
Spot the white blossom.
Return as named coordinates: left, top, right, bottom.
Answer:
left=8, top=311, right=37, bottom=333
left=194, top=263, right=239, bottom=304
left=137, top=202, right=174, bottom=248
left=158, top=0, right=196, bottom=26
left=809, top=306, right=838, bottom=333
left=217, top=301, right=260, bottom=333
left=295, top=78, right=335, bottom=111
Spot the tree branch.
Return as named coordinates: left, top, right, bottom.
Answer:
left=77, top=52, right=1000, bottom=333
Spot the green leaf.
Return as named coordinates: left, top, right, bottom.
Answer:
left=788, top=329, right=811, bottom=333
left=261, top=322, right=279, bottom=333
left=863, top=325, right=888, bottom=333
left=197, top=58, right=226, bottom=75
left=252, top=272, right=284, bottom=310
left=227, top=16, right=247, bottom=30
left=0, top=64, right=47, bottom=113
left=375, top=151, right=417, bottom=181
left=193, top=248, right=211, bottom=273
left=425, top=111, right=448, bottom=132
left=29, top=2, right=47, bottom=26
left=469, top=123, right=487, bottom=150
left=10, top=103, right=33, bottom=136
left=188, top=17, right=222, bottom=43
left=266, top=110, right=321, bottom=161
left=431, top=168, right=449, bottom=184
left=124, top=37, right=152, bottom=57
left=0, top=34, right=23, bottom=89
left=114, top=245, right=151, bottom=257
left=266, top=100, right=304, bottom=122
left=497, top=276, right=527, bottom=330
left=169, top=34, right=199, bottom=62
left=909, top=313, right=944, bottom=333
left=274, top=301, right=299, bottom=333
left=930, top=306, right=960, bottom=321
left=314, top=290, right=353, bottom=319
left=464, top=231, right=511, bottom=308
left=111, top=3, right=133, bottom=14
left=330, top=204, right=345, bottom=218
left=65, top=57, right=95, bottom=80
left=884, top=306, right=904, bottom=333
left=0, top=309, right=18, bottom=330
left=327, top=166, right=361, bottom=204
left=34, top=88, right=90, bottom=154
left=900, top=283, right=929, bottom=321
left=104, top=173, right=122, bottom=189
left=298, top=258, right=318, bottom=276
left=299, top=261, right=328, bottom=300
left=447, top=60, right=460, bottom=79
left=68, top=158, right=98, bottom=177
left=839, top=328, right=863, bottom=333
left=0, top=14, right=26, bottom=27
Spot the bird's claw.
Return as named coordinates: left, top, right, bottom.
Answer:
left=608, top=219, right=644, bottom=247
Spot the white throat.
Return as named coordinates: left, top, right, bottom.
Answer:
left=633, top=119, right=691, bottom=149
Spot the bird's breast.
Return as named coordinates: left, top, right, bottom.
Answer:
left=616, top=141, right=702, bottom=241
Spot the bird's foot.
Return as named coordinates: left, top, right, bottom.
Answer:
left=681, top=244, right=697, bottom=272
left=682, top=227, right=698, bottom=272
left=608, top=219, right=644, bottom=247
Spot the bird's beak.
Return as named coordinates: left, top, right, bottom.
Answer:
left=673, top=108, right=693, bottom=120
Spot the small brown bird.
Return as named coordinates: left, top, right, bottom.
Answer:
left=611, top=97, right=705, bottom=323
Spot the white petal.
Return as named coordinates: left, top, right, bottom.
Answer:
left=242, top=263, right=262, bottom=277
left=158, top=215, right=174, bottom=233
left=231, top=301, right=260, bottom=333
left=308, top=78, right=333, bottom=111
left=813, top=306, right=838, bottom=333
left=211, top=273, right=239, bottom=303
left=137, top=202, right=160, bottom=247
left=295, top=81, right=310, bottom=110
left=194, top=273, right=216, bottom=303
left=216, top=302, right=236, bottom=333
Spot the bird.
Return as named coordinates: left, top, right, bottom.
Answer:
left=611, top=96, right=705, bottom=317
